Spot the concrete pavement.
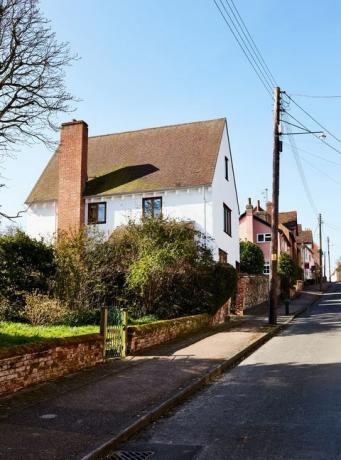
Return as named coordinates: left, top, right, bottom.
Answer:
left=0, top=286, right=324, bottom=460
left=119, top=282, right=341, bottom=460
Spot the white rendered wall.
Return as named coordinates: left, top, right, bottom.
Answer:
left=86, top=186, right=214, bottom=246
left=26, top=201, right=57, bottom=241
left=211, top=124, right=240, bottom=266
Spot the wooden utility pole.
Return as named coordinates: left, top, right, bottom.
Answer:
left=327, top=236, right=331, bottom=282
left=319, top=213, right=323, bottom=291
left=269, top=87, right=281, bottom=325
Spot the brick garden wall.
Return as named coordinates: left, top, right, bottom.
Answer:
left=0, top=334, right=103, bottom=397
left=127, top=301, right=230, bottom=353
left=234, top=274, right=269, bottom=315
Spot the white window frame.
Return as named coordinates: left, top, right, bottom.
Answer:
left=264, top=261, right=270, bottom=275
left=257, top=233, right=271, bottom=243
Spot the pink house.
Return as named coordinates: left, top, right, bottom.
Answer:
left=239, top=198, right=293, bottom=275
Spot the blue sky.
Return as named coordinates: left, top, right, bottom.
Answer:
left=1, top=0, right=341, bottom=269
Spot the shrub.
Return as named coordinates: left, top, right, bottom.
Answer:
left=0, top=230, right=55, bottom=319
left=0, top=296, right=11, bottom=321
left=240, top=241, right=265, bottom=275
left=54, top=227, right=123, bottom=312
left=278, top=252, right=298, bottom=295
left=111, top=217, right=213, bottom=315
left=64, top=308, right=101, bottom=326
left=153, top=262, right=237, bottom=319
left=23, top=293, right=67, bottom=326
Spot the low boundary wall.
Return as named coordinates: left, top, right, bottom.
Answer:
left=127, top=301, right=230, bottom=353
left=0, top=334, right=103, bottom=397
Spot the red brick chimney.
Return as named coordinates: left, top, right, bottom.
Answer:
left=57, top=120, right=88, bottom=232
left=266, top=201, right=273, bottom=224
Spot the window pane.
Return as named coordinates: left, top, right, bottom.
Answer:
left=223, top=204, right=231, bottom=236
left=143, top=199, right=153, bottom=217
left=265, top=234, right=271, bottom=241
left=88, top=204, right=97, bottom=224
left=153, top=198, right=162, bottom=217
left=98, top=203, right=106, bottom=223
left=225, top=157, right=229, bottom=180
left=264, top=262, right=270, bottom=275
left=257, top=234, right=264, bottom=242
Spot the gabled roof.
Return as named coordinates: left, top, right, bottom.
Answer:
left=239, top=211, right=271, bottom=228
left=297, top=229, right=313, bottom=245
left=26, top=118, right=226, bottom=204
left=279, top=211, right=298, bottom=235
left=279, top=211, right=297, bottom=226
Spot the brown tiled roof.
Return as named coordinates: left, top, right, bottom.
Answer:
left=279, top=211, right=297, bottom=226
left=297, top=229, right=313, bottom=244
left=26, top=118, right=226, bottom=203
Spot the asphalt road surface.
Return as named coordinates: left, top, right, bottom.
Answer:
left=118, top=282, right=341, bottom=460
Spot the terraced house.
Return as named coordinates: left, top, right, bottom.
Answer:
left=26, top=118, right=240, bottom=266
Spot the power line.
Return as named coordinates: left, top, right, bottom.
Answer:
left=282, top=112, right=318, bottom=216
left=224, top=0, right=278, bottom=87
left=301, top=156, right=341, bottom=188
left=281, top=141, right=341, bottom=167
left=289, top=93, right=341, bottom=99
left=283, top=110, right=341, bottom=157
left=285, top=92, right=341, bottom=146
left=213, top=0, right=273, bottom=98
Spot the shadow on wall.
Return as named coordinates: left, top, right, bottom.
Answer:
left=85, top=164, right=159, bottom=195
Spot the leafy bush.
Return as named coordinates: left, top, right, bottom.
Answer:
left=0, top=296, right=11, bottom=321
left=110, top=217, right=213, bottom=315
left=156, top=261, right=237, bottom=318
left=54, top=227, right=124, bottom=312
left=2, top=218, right=238, bottom=325
left=0, top=230, right=55, bottom=319
left=64, top=307, right=101, bottom=326
left=278, top=252, right=298, bottom=295
left=23, top=293, right=67, bottom=326
left=240, top=241, right=265, bottom=275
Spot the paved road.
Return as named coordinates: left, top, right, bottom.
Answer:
left=120, top=282, right=341, bottom=460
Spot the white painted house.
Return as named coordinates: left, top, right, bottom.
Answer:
left=26, top=118, right=240, bottom=266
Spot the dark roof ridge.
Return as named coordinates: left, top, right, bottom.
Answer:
left=88, top=117, right=226, bottom=140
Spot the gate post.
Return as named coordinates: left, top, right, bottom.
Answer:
left=121, top=309, right=128, bottom=358
left=100, top=306, right=108, bottom=358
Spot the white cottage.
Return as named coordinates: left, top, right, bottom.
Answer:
left=26, top=118, right=240, bottom=266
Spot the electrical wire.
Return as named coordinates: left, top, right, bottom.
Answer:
left=285, top=92, right=341, bottom=146
left=223, top=0, right=278, bottom=87
left=301, top=156, right=341, bottom=188
left=281, top=141, right=341, bottom=167
left=213, top=0, right=273, bottom=98
left=282, top=112, right=319, bottom=216
left=283, top=110, right=341, bottom=157
left=289, top=93, right=341, bottom=99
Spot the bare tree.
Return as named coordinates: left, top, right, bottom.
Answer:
left=0, top=0, right=77, bottom=220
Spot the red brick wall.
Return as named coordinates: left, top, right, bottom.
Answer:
left=0, top=334, right=103, bottom=397
left=234, top=274, right=269, bottom=315
left=58, top=120, right=88, bottom=232
left=127, top=302, right=230, bottom=353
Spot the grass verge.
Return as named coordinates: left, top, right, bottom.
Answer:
left=0, top=322, right=98, bottom=348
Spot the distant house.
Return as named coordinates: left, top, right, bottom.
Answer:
left=239, top=199, right=294, bottom=275
left=26, top=118, right=240, bottom=266
left=296, top=228, right=315, bottom=281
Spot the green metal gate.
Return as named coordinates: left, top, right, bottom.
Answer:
left=101, top=306, right=127, bottom=358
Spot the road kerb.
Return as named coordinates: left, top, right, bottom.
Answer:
left=80, top=292, right=321, bottom=460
